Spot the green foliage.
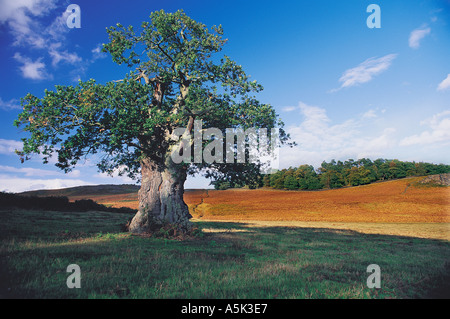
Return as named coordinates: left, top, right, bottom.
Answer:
left=283, top=175, right=298, bottom=190
left=213, top=181, right=231, bottom=190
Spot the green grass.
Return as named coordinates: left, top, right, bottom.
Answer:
left=0, top=209, right=449, bottom=299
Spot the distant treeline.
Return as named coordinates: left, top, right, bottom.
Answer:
left=213, top=158, right=450, bottom=190
left=0, top=192, right=136, bottom=214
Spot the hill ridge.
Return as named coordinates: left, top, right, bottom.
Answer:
left=19, top=184, right=140, bottom=197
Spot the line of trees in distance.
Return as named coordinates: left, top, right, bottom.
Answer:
left=212, top=158, right=450, bottom=190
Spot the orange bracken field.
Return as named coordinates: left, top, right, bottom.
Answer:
left=81, top=176, right=449, bottom=223
left=187, top=178, right=450, bottom=223
left=71, top=176, right=450, bottom=240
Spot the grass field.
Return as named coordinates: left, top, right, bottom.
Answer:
left=1, top=209, right=449, bottom=299
left=1, top=176, right=449, bottom=299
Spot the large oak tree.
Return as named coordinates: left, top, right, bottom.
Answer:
left=14, top=10, right=290, bottom=233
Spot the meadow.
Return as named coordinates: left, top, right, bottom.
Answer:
left=0, top=176, right=449, bottom=299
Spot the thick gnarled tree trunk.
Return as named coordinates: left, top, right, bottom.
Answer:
left=129, top=157, right=192, bottom=234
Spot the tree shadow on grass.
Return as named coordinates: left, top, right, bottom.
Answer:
left=195, top=220, right=450, bottom=298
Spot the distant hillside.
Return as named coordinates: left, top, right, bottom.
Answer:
left=20, top=184, right=140, bottom=197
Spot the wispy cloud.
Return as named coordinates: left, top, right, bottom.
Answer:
left=409, top=25, right=431, bottom=49
left=0, top=0, right=58, bottom=48
left=0, top=165, right=80, bottom=178
left=437, top=74, right=450, bottom=92
left=0, top=0, right=88, bottom=80
left=362, top=109, right=377, bottom=119
left=0, top=97, right=21, bottom=110
left=400, top=110, right=450, bottom=146
left=91, top=44, right=107, bottom=61
left=282, top=106, right=297, bottom=112
left=0, top=139, right=23, bottom=155
left=330, top=54, right=397, bottom=92
left=48, top=42, right=82, bottom=66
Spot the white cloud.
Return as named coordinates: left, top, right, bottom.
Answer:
left=0, top=165, right=58, bottom=177
left=13, top=52, right=50, bottom=80
left=437, top=74, right=450, bottom=91
left=0, top=97, right=21, bottom=110
left=400, top=110, right=450, bottom=146
left=49, top=42, right=82, bottom=66
left=331, top=54, right=397, bottom=92
left=0, top=164, right=80, bottom=177
left=0, top=0, right=58, bottom=48
left=45, top=7, right=71, bottom=42
left=21, top=59, right=47, bottom=79
left=2, top=2, right=107, bottom=82
left=409, top=26, right=431, bottom=49
left=279, top=102, right=397, bottom=168
left=1, top=0, right=86, bottom=80
left=0, top=139, right=23, bottom=155
left=91, top=46, right=101, bottom=54
left=282, top=106, right=297, bottom=112
left=362, top=109, right=377, bottom=119
left=0, top=0, right=57, bottom=22
left=91, top=44, right=107, bottom=61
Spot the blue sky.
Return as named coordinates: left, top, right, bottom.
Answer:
left=0, top=0, right=449, bottom=192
